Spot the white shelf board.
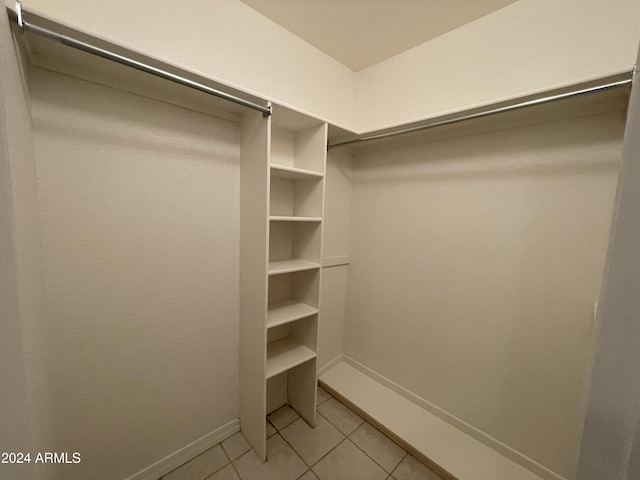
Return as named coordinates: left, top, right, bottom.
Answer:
left=266, top=338, right=316, bottom=379
left=268, top=299, right=318, bottom=329
left=269, top=216, right=322, bottom=222
left=268, top=259, right=320, bottom=275
left=319, top=361, right=544, bottom=480
left=270, top=164, right=324, bottom=180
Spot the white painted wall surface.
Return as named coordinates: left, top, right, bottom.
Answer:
left=28, top=69, right=240, bottom=480
left=14, top=0, right=640, bottom=134
left=0, top=13, right=37, bottom=480
left=356, top=0, right=640, bottom=132
left=21, top=0, right=357, bottom=130
left=318, top=150, right=353, bottom=369
left=576, top=58, right=640, bottom=480
left=323, top=150, right=354, bottom=261
left=345, top=111, right=625, bottom=479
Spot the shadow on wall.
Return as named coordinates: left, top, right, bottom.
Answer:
left=354, top=111, right=624, bottom=185
left=29, top=68, right=240, bottom=163
left=344, top=109, right=625, bottom=479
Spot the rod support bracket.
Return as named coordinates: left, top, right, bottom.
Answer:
left=263, top=105, right=273, bottom=118
left=15, top=0, right=24, bottom=29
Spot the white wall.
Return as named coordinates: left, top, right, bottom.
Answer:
left=27, top=69, right=240, bottom=480
left=15, top=0, right=640, bottom=135
left=344, top=111, right=625, bottom=479
left=0, top=13, right=37, bottom=480
left=576, top=59, right=640, bottom=480
left=21, top=0, right=357, bottom=130
left=318, top=149, right=354, bottom=369
left=356, top=0, right=640, bottom=132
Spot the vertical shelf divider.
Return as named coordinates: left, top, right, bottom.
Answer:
left=239, top=106, right=271, bottom=461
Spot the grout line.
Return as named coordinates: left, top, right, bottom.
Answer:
left=269, top=391, right=413, bottom=478
left=218, top=443, right=242, bottom=480
left=267, top=405, right=300, bottom=431
left=311, top=437, right=349, bottom=468
left=319, top=381, right=454, bottom=480
left=276, top=421, right=307, bottom=467
left=389, top=452, right=409, bottom=478
left=320, top=388, right=408, bottom=477
left=347, top=429, right=405, bottom=475
left=316, top=386, right=331, bottom=406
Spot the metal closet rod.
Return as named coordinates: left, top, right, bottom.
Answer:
left=13, top=1, right=272, bottom=117
left=328, top=75, right=633, bottom=149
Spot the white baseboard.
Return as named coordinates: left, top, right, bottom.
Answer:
left=124, top=419, right=240, bottom=480
left=266, top=393, right=288, bottom=415
left=341, top=356, right=564, bottom=480
left=317, top=354, right=344, bottom=376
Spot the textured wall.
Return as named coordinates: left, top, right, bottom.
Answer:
left=0, top=13, right=37, bottom=480
left=23, top=0, right=357, bottom=130
left=576, top=59, right=640, bottom=480
left=28, top=69, right=240, bottom=480
left=318, top=150, right=353, bottom=369
left=345, top=111, right=624, bottom=478
left=356, top=0, right=640, bottom=132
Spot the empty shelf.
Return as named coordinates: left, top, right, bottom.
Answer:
left=319, top=362, right=544, bottom=480
left=268, top=299, right=318, bottom=328
left=270, top=164, right=324, bottom=180
left=268, top=259, right=320, bottom=275
left=266, top=338, right=316, bottom=379
left=270, top=216, right=322, bottom=222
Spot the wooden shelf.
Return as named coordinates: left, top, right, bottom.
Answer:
left=269, top=216, right=322, bottom=222
left=268, top=299, right=318, bottom=328
left=268, top=259, right=320, bottom=275
left=266, top=338, right=316, bottom=379
left=270, top=164, right=324, bottom=180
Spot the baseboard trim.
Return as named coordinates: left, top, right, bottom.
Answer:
left=340, top=356, right=564, bottom=480
left=124, top=419, right=240, bottom=480
left=317, top=354, right=345, bottom=377
left=266, top=393, right=288, bottom=415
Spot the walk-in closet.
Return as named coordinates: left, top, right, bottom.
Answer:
left=2, top=1, right=640, bottom=480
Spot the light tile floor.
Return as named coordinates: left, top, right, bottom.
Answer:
left=160, top=386, right=444, bottom=480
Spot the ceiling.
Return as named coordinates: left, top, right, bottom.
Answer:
left=239, top=0, right=519, bottom=71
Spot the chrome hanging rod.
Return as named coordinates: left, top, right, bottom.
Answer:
left=12, top=1, right=272, bottom=117
left=328, top=75, right=633, bottom=149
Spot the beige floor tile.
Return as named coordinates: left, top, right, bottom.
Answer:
left=350, top=422, right=406, bottom=473
left=317, top=397, right=364, bottom=436
left=266, top=420, right=277, bottom=438
left=267, top=433, right=288, bottom=459
left=392, top=455, right=444, bottom=480
left=206, top=464, right=240, bottom=480
left=280, top=415, right=344, bottom=466
left=298, top=470, right=319, bottom=480
left=231, top=433, right=290, bottom=479
left=268, top=405, right=300, bottom=430
left=222, top=432, right=251, bottom=461
left=162, top=445, right=228, bottom=480
left=233, top=450, right=262, bottom=479
left=244, top=446, right=307, bottom=480
left=312, top=439, right=387, bottom=480
left=316, top=386, right=331, bottom=406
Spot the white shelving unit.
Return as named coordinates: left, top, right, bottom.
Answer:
left=240, top=106, right=327, bottom=460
